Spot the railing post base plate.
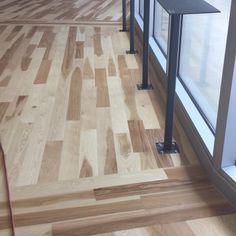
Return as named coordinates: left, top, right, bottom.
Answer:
left=119, top=29, right=129, bottom=32
left=137, top=84, right=153, bottom=90
left=126, top=50, right=138, bottom=54
left=156, top=142, right=180, bottom=155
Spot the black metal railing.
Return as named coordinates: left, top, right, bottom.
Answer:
left=121, top=0, right=219, bottom=154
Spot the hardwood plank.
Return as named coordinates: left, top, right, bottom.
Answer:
left=128, top=120, right=150, bottom=153
left=94, top=175, right=209, bottom=201
left=75, top=41, right=84, bottom=59
left=187, top=214, right=236, bottom=236
left=21, top=44, right=36, bottom=71
left=29, top=31, right=43, bottom=45
left=95, top=55, right=106, bottom=69
left=125, top=54, right=138, bottom=70
left=100, top=221, right=195, bottom=236
left=95, top=68, right=110, bottom=107
left=140, top=151, right=159, bottom=171
left=0, top=96, right=28, bottom=155
left=0, top=103, right=9, bottom=123
left=10, top=169, right=168, bottom=201
left=61, top=26, right=77, bottom=79
left=145, top=222, right=195, bottom=236
left=2, top=199, right=144, bottom=229
left=108, top=57, right=116, bottom=76
left=95, top=68, right=107, bottom=87
left=5, top=25, right=23, bottom=42
left=0, top=76, right=11, bottom=87
left=16, top=87, right=55, bottom=186
left=83, top=57, right=94, bottom=80
left=107, top=76, right=129, bottom=134
left=135, top=91, right=160, bottom=129
left=52, top=210, right=149, bottom=236
left=114, top=133, right=142, bottom=174
left=142, top=186, right=223, bottom=209
left=165, top=165, right=207, bottom=180
left=34, top=59, right=52, bottom=84
left=59, top=121, right=80, bottom=181
left=66, top=67, right=82, bottom=120
left=79, top=158, right=93, bottom=178
left=97, top=108, right=117, bottom=175
left=0, top=34, right=24, bottom=76
left=38, top=141, right=63, bottom=184
left=46, top=27, right=71, bottom=141
left=4, top=95, right=27, bottom=121
left=4, top=122, right=33, bottom=186
left=80, top=79, right=96, bottom=130
left=0, top=25, right=7, bottom=36
left=79, top=129, right=98, bottom=177
left=14, top=224, right=52, bottom=236
left=94, top=27, right=103, bottom=56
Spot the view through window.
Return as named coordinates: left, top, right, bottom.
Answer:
left=179, top=0, right=232, bottom=129
left=153, top=0, right=169, bottom=55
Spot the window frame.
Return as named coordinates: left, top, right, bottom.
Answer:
left=139, top=0, right=144, bottom=19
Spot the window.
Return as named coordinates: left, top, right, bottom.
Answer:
left=139, top=0, right=144, bottom=19
left=216, top=58, right=236, bottom=181
left=153, top=0, right=169, bottom=55
left=179, top=0, right=232, bottom=130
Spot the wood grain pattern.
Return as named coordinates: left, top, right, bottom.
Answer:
left=0, top=0, right=126, bottom=24
left=38, top=141, right=63, bottom=184
left=95, top=68, right=110, bottom=107
left=108, top=57, right=116, bottom=76
left=0, top=1, right=235, bottom=235
left=21, top=44, right=36, bottom=71
left=0, top=103, right=9, bottom=122
left=34, top=59, right=52, bottom=84
left=75, top=41, right=84, bottom=59
left=67, top=67, right=82, bottom=120
left=62, top=26, right=77, bottom=79
left=128, top=120, right=150, bottom=152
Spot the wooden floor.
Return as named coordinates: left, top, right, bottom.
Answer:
left=0, top=0, right=236, bottom=235
left=0, top=0, right=125, bottom=24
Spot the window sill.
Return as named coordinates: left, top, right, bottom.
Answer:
left=223, top=166, right=236, bottom=182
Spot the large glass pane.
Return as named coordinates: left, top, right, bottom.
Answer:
left=179, top=0, right=231, bottom=129
left=153, top=0, right=169, bottom=54
left=139, top=0, right=144, bottom=18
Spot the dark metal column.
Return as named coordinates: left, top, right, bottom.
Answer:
left=120, top=0, right=128, bottom=32
left=154, top=0, right=219, bottom=155
left=126, top=0, right=137, bottom=54
left=156, top=14, right=182, bottom=154
left=137, top=0, right=153, bottom=90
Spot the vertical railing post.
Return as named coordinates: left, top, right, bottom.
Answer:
left=163, top=15, right=182, bottom=151
left=156, top=14, right=182, bottom=154
left=154, top=0, right=219, bottom=155
left=137, top=0, right=153, bottom=90
left=120, top=0, right=128, bottom=32
left=126, top=0, right=137, bottom=54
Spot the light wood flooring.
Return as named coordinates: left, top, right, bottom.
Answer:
left=0, top=0, right=236, bottom=235
left=0, top=0, right=126, bottom=25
